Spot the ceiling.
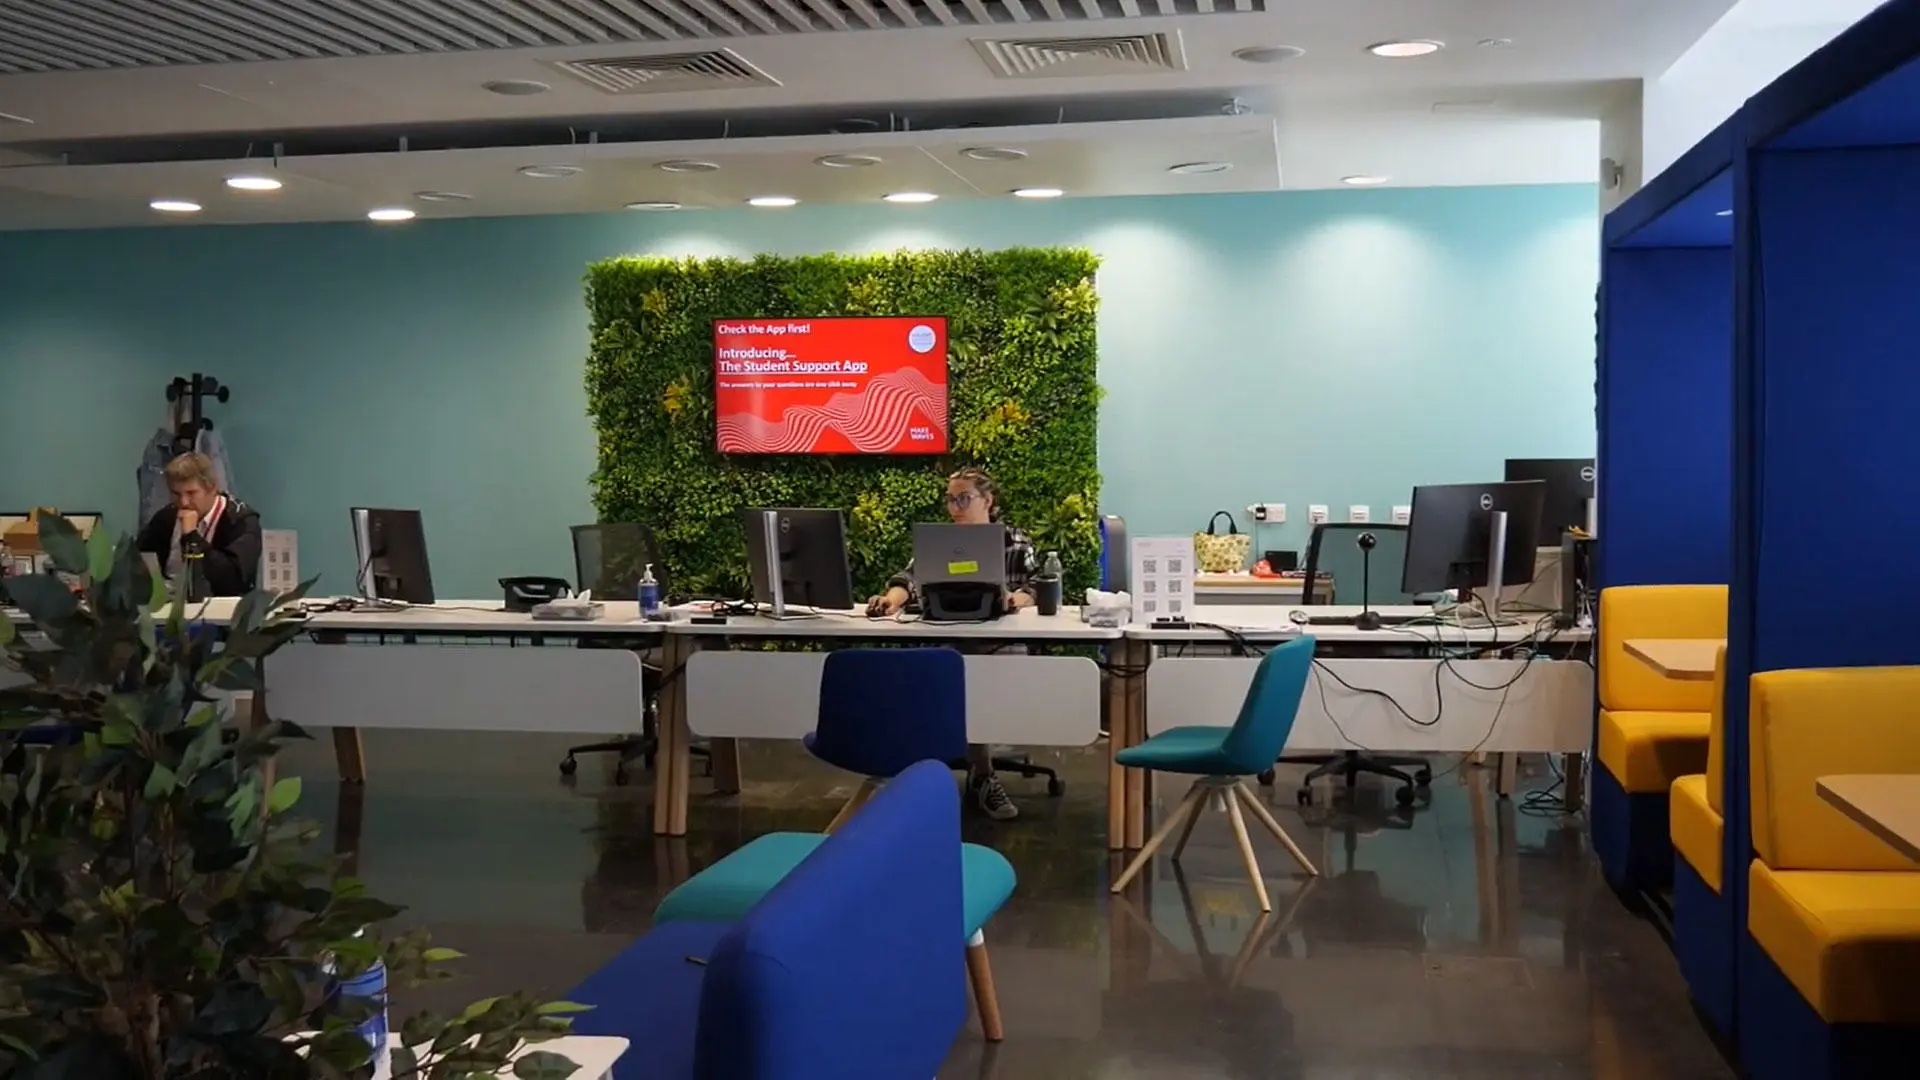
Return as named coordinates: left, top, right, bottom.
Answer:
left=0, top=0, right=1742, bottom=229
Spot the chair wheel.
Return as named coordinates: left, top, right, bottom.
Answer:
left=559, top=756, right=578, bottom=777
left=613, top=765, right=630, bottom=786
left=1296, top=786, right=1313, bottom=807
left=1257, top=770, right=1276, bottom=786
left=1047, top=777, right=1065, bottom=797
left=1395, top=785, right=1415, bottom=807
left=1415, top=768, right=1433, bottom=786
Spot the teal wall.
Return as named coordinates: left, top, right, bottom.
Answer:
left=0, top=184, right=1598, bottom=598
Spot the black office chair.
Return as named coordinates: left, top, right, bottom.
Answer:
left=557, top=523, right=710, bottom=786
left=1274, top=522, right=1432, bottom=807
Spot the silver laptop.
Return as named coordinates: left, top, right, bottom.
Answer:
left=913, top=523, right=1007, bottom=589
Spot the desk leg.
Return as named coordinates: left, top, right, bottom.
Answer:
left=1124, top=640, right=1149, bottom=850
left=710, top=737, right=742, bottom=796
left=332, top=728, right=367, bottom=785
left=1562, top=753, right=1585, bottom=813
left=653, top=635, right=692, bottom=837
left=1495, top=752, right=1518, bottom=799
left=1106, top=643, right=1132, bottom=851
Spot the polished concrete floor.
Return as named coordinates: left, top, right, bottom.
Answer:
left=280, top=732, right=1735, bottom=1080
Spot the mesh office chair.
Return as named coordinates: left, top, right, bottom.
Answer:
left=1276, top=522, right=1432, bottom=807
left=557, top=524, right=710, bottom=785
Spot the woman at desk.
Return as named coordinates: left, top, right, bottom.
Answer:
left=867, top=466, right=1036, bottom=820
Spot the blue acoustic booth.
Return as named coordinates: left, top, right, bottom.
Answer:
left=1593, top=121, right=1736, bottom=907
left=1725, top=2, right=1920, bottom=1077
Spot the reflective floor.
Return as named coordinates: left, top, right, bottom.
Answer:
left=280, top=732, right=1735, bottom=1080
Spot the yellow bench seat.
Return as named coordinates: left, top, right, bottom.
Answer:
left=1748, top=860, right=1920, bottom=1025
left=1598, top=708, right=1710, bottom=793
left=1670, top=774, right=1723, bottom=892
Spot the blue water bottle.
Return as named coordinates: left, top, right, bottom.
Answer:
left=639, top=563, right=661, bottom=620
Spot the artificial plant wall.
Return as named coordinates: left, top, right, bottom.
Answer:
left=585, top=248, right=1102, bottom=599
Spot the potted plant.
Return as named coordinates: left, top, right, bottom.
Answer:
left=0, top=516, right=584, bottom=1078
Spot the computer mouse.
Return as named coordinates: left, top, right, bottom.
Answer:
left=1354, top=610, right=1384, bottom=632
left=1287, top=609, right=1311, bottom=626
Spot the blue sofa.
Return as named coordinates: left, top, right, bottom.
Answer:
left=565, top=759, right=970, bottom=1079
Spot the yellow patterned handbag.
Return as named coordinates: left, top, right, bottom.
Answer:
left=1193, top=511, right=1252, bottom=573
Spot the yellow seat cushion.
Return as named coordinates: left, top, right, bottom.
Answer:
left=1597, top=708, right=1710, bottom=794
left=1747, top=859, right=1920, bottom=1024
left=1598, top=585, right=1727, bottom=714
left=1670, top=774, right=1723, bottom=892
left=1751, top=667, right=1920, bottom=871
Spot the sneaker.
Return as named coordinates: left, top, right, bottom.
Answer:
left=973, top=773, right=1019, bottom=821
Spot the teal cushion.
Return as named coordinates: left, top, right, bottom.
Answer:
left=1114, top=725, right=1242, bottom=775
left=655, top=832, right=1014, bottom=939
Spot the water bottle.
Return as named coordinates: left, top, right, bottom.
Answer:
left=323, top=936, right=389, bottom=1073
left=639, top=563, right=662, bottom=620
left=1035, top=551, right=1064, bottom=616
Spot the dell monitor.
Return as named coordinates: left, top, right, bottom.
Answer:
left=740, top=507, right=855, bottom=617
left=1504, top=458, right=1595, bottom=547
left=350, top=507, right=435, bottom=606
left=1401, top=481, right=1547, bottom=611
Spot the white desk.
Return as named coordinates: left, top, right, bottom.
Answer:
left=364, top=1034, right=627, bottom=1079
left=1193, top=573, right=1322, bottom=606
left=655, top=607, right=1118, bottom=836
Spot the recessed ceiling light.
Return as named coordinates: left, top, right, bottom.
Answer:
left=626, top=201, right=682, bottom=211
left=815, top=153, right=883, bottom=169
left=1341, top=175, right=1390, bottom=186
left=483, top=79, right=550, bottom=96
left=518, top=164, right=581, bottom=179
left=367, top=208, right=416, bottom=222
left=1367, top=40, right=1444, bottom=58
left=657, top=159, right=720, bottom=174
left=1233, top=45, right=1305, bottom=64
left=150, top=199, right=201, bottom=213
left=747, top=196, right=797, bottom=208
left=1168, top=161, right=1232, bottom=175
left=962, top=146, right=1027, bottom=162
left=415, top=191, right=472, bottom=203
left=883, top=191, right=938, bottom=204
left=1716, top=209, right=1733, bottom=217
left=1012, top=187, right=1064, bottom=199
left=225, top=175, right=281, bottom=192
left=1477, top=37, right=1514, bottom=49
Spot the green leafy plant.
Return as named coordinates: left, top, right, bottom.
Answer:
left=0, top=517, right=583, bottom=1079
left=583, top=247, right=1103, bottom=599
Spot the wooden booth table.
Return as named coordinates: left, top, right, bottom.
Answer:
left=1622, top=638, right=1725, bottom=681
left=1816, top=774, right=1920, bottom=864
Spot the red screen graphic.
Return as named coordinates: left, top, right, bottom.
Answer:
left=713, top=316, right=949, bottom=454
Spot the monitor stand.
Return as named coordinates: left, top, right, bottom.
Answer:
left=1483, top=509, right=1510, bottom=623
left=752, top=510, right=820, bottom=621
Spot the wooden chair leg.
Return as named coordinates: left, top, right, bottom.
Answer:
left=825, top=777, right=879, bottom=834
left=1109, top=782, right=1206, bottom=894
left=1234, top=782, right=1320, bottom=876
left=966, top=932, right=1004, bottom=1042
left=1223, top=788, right=1271, bottom=912
left=1171, top=785, right=1210, bottom=861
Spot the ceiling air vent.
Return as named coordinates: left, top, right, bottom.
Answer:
left=552, top=50, right=779, bottom=95
left=973, top=32, right=1187, bottom=79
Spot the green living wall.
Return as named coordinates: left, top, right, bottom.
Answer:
left=584, top=248, right=1102, bottom=600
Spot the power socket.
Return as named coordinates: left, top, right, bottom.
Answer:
left=1247, top=503, right=1286, bottom=523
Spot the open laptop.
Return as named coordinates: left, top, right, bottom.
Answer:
left=912, top=523, right=1007, bottom=621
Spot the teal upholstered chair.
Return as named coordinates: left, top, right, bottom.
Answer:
left=1110, top=636, right=1321, bottom=911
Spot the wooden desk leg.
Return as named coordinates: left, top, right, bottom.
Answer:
left=710, top=737, right=742, bottom=796
left=332, top=728, right=367, bottom=785
left=1106, top=643, right=1132, bottom=851
left=1562, top=753, right=1586, bottom=813
left=653, top=635, right=693, bottom=837
left=1124, top=640, right=1149, bottom=850
left=1495, top=752, right=1518, bottom=799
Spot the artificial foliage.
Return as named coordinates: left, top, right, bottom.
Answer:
left=0, top=517, right=583, bottom=1079
left=583, top=248, right=1103, bottom=599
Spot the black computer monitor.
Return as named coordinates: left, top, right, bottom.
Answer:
left=740, top=508, right=854, bottom=614
left=1401, top=481, right=1547, bottom=595
left=350, top=507, right=435, bottom=605
left=1504, top=458, right=1595, bottom=547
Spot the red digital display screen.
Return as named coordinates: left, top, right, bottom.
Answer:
left=713, top=316, right=949, bottom=454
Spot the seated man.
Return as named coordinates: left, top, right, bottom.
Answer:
left=137, top=452, right=262, bottom=598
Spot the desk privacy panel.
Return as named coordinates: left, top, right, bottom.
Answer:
left=583, top=249, right=1101, bottom=599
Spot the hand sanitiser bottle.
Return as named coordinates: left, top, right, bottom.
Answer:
left=639, top=563, right=661, bottom=619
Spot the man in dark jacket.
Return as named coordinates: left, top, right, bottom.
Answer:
left=136, top=452, right=262, bottom=598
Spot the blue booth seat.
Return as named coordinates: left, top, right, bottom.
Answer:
left=566, top=760, right=970, bottom=1079
left=1110, top=636, right=1321, bottom=912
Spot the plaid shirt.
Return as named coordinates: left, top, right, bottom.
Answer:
left=889, top=524, right=1039, bottom=601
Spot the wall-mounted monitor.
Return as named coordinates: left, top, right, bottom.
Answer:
left=713, top=316, right=949, bottom=455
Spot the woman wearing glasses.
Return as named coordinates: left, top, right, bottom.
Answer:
left=865, top=466, right=1038, bottom=820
